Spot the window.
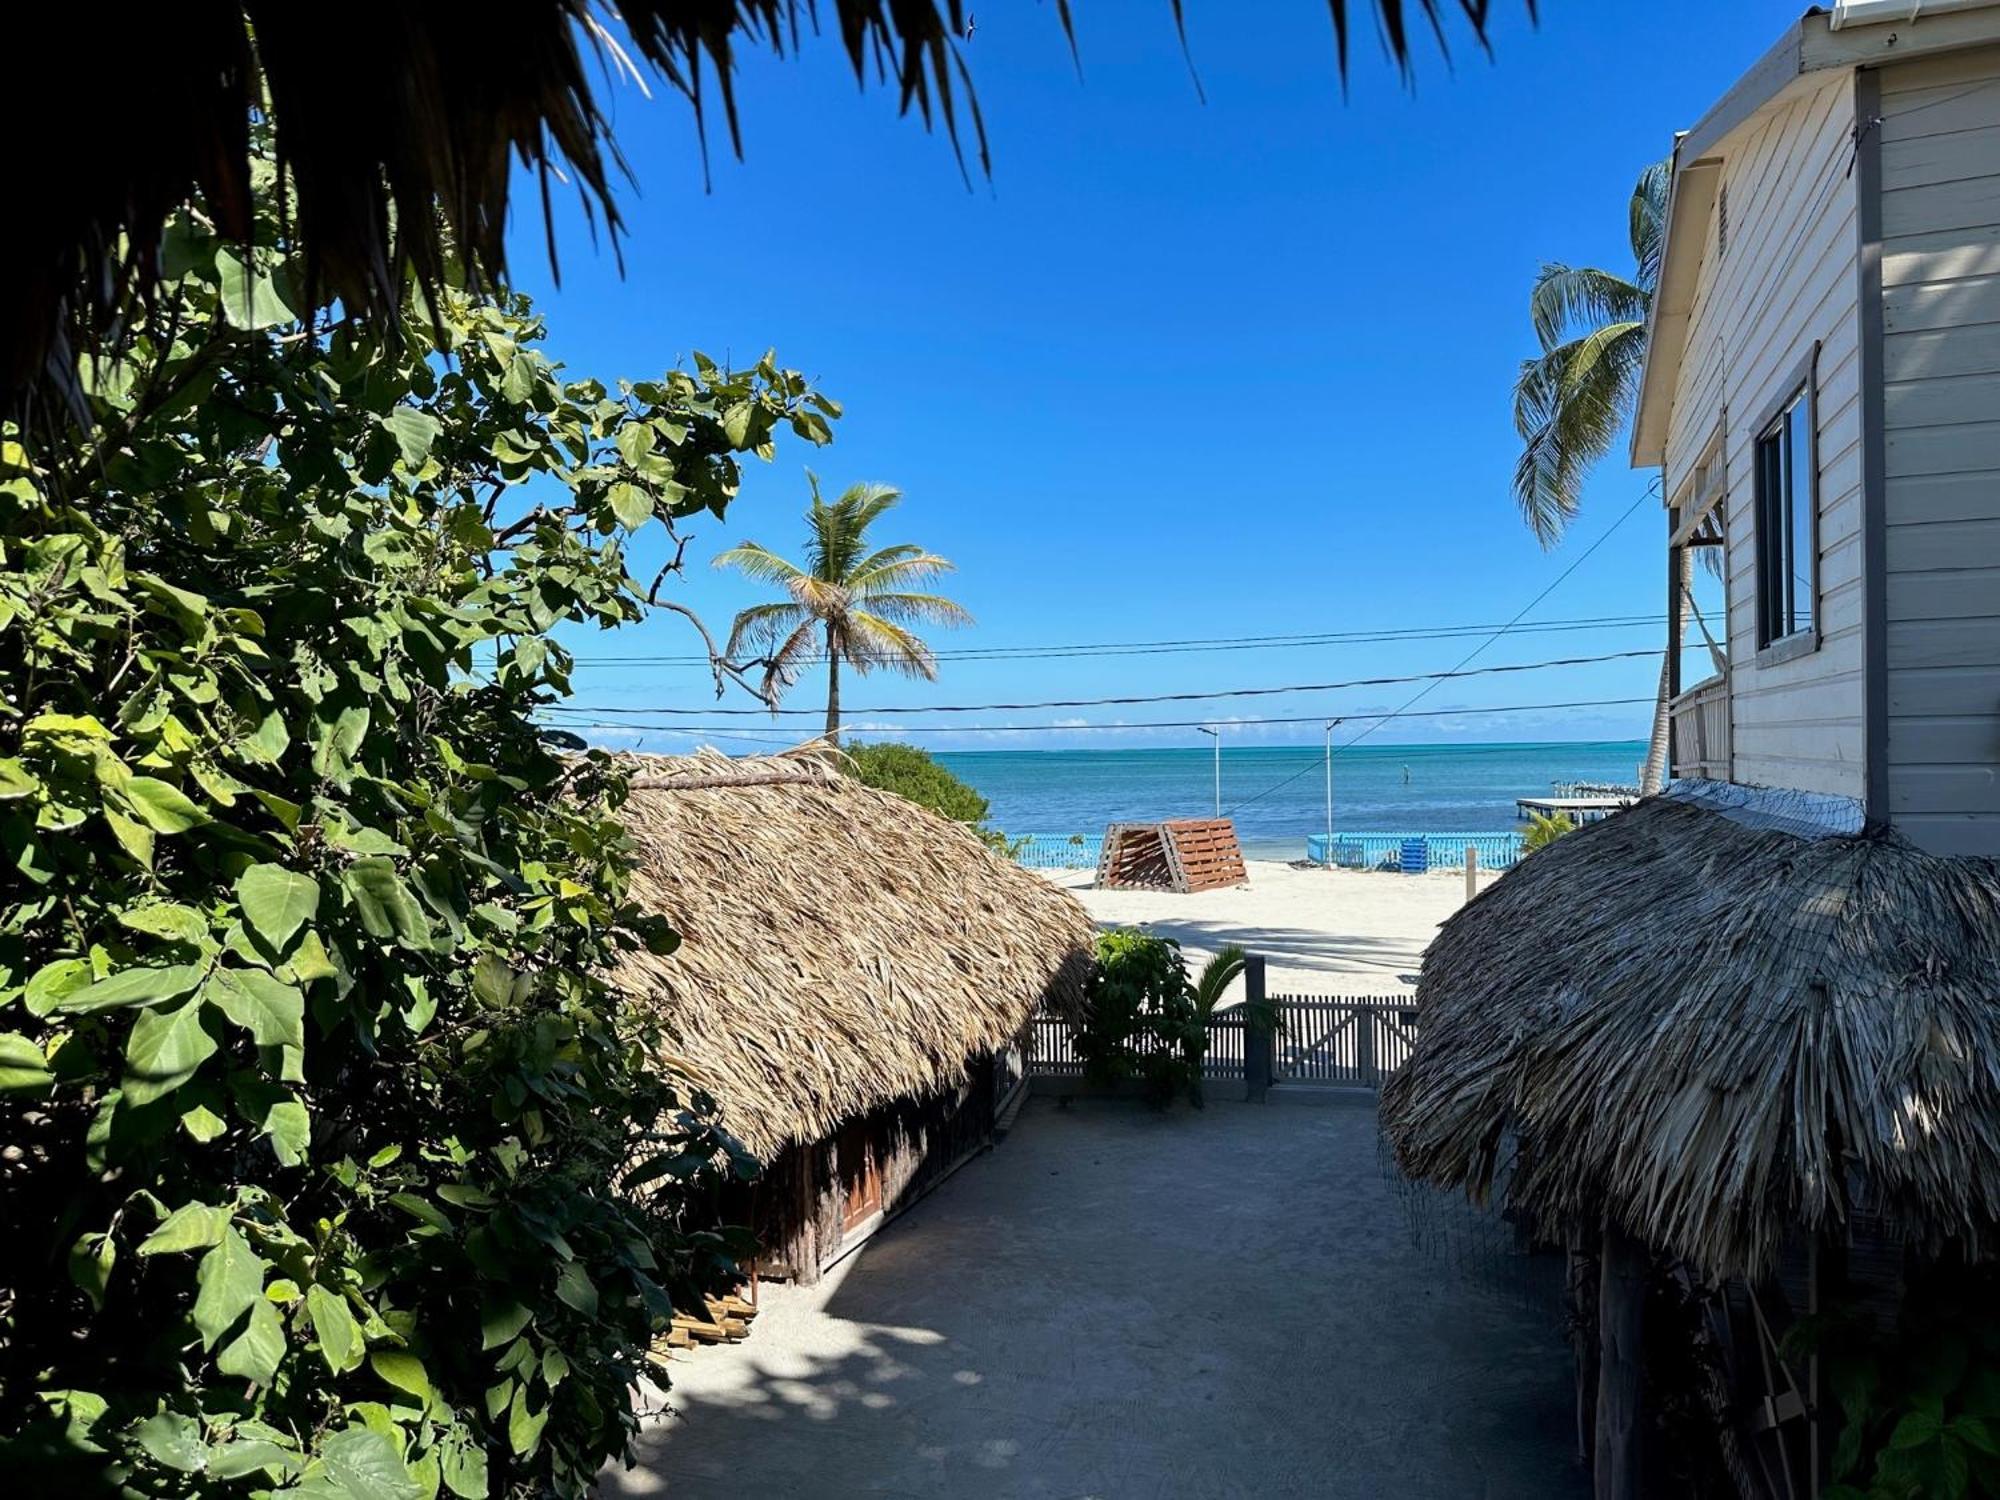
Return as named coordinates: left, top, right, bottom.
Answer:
left=1754, top=379, right=1816, bottom=650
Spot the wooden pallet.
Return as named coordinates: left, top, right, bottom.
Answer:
left=647, top=1291, right=760, bottom=1361
left=1095, top=819, right=1246, bottom=893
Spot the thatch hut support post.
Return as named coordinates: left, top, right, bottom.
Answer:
left=1594, top=1222, right=1647, bottom=1500
left=1243, top=954, right=1273, bottom=1103
left=1569, top=1237, right=1600, bottom=1470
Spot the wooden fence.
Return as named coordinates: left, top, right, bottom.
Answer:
left=1270, top=995, right=1420, bottom=1087
left=1024, top=979, right=1418, bottom=1090
left=1025, top=1007, right=1245, bottom=1080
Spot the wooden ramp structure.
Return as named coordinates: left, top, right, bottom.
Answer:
left=1095, top=819, right=1248, bottom=893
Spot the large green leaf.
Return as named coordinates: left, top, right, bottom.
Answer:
left=132, top=1412, right=208, bottom=1474
left=370, top=1349, right=433, bottom=1405
left=123, top=996, right=219, bottom=1105
left=383, top=408, right=442, bottom=470
left=321, top=1425, right=423, bottom=1500
left=57, top=962, right=206, bottom=1014
left=0, top=1033, right=54, bottom=1095
left=306, top=1284, right=362, bottom=1373
left=208, top=968, right=305, bottom=1049
left=192, top=1227, right=266, bottom=1350
left=121, top=776, right=209, bottom=833
left=138, top=1201, right=231, bottom=1255
left=215, top=247, right=298, bottom=330
left=261, top=1094, right=310, bottom=1167
left=117, top=902, right=208, bottom=944
left=217, top=1295, right=286, bottom=1385
left=237, top=864, right=320, bottom=948
left=343, top=859, right=429, bottom=946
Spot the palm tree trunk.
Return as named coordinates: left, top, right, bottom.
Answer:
left=824, top=623, right=841, bottom=745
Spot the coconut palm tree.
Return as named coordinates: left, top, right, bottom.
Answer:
left=1511, top=160, right=1678, bottom=791
left=1511, top=160, right=1669, bottom=545
left=716, top=478, right=972, bottom=742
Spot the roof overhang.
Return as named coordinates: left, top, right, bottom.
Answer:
left=1629, top=0, right=2000, bottom=469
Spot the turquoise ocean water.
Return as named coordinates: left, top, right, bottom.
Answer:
left=936, top=740, right=1649, bottom=861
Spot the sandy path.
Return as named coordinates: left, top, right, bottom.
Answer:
left=1042, top=858, right=1491, bottom=995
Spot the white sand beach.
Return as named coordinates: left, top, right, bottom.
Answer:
left=1043, top=859, right=1492, bottom=995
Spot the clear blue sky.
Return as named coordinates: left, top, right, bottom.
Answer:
left=510, top=1, right=1796, bottom=754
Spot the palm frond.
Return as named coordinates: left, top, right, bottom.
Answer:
left=713, top=541, right=807, bottom=588
left=844, top=612, right=941, bottom=679
left=1529, top=264, right=1648, bottom=353
left=1630, top=157, right=1673, bottom=293
left=1510, top=323, right=1646, bottom=545
left=1192, top=943, right=1247, bottom=1023
left=723, top=600, right=809, bottom=660
left=850, top=552, right=960, bottom=596
left=858, top=591, right=976, bottom=630
left=760, top=617, right=824, bottom=698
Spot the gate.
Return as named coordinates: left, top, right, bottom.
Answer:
left=1270, top=995, right=1420, bottom=1087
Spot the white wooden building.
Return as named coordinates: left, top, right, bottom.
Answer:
left=1635, top=0, right=2000, bottom=856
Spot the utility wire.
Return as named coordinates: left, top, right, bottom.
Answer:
left=543, top=694, right=1659, bottom=738
left=1222, top=486, right=1657, bottom=816
left=552, top=646, right=1661, bottom=719
left=563, top=612, right=1661, bottom=667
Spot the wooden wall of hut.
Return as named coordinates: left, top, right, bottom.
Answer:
left=736, top=1054, right=1002, bottom=1285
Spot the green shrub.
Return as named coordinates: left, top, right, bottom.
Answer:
left=1073, top=931, right=1199, bottom=1106
left=0, top=161, right=833, bottom=1495
left=844, top=742, right=1018, bottom=854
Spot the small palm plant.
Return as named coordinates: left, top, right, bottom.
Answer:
left=1522, top=810, right=1578, bottom=854
left=1184, top=944, right=1248, bottom=1108
left=715, top=477, right=972, bottom=742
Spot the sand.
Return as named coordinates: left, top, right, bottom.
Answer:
left=1042, top=858, right=1491, bottom=995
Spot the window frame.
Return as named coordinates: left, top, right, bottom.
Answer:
left=1751, top=346, right=1821, bottom=665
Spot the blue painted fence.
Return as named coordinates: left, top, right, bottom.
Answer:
left=1012, top=833, right=1105, bottom=871
left=1305, top=832, right=1524, bottom=872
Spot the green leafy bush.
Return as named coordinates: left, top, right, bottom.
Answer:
left=0, top=171, right=834, bottom=1494
left=1789, top=1264, right=2000, bottom=1500
left=843, top=742, right=1017, bottom=854
left=1073, top=931, right=1201, bottom=1106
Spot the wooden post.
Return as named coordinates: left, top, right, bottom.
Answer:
left=1243, top=954, right=1272, bottom=1103
left=1355, top=1003, right=1378, bottom=1086
left=1465, top=843, right=1479, bottom=903
left=1595, top=1221, right=1648, bottom=1500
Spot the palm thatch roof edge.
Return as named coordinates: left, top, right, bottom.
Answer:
left=1380, top=792, right=2000, bottom=1281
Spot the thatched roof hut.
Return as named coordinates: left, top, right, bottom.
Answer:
left=1381, top=790, right=2000, bottom=1284
left=610, top=746, right=1093, bottom=1160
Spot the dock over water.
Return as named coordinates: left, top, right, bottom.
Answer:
left=1515, top=794, right=1634, bottom=825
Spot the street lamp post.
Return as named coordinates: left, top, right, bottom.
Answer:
left=1323, top=719, right=1341, bottom=865
left=1197, top=726, right=1220, bottom=817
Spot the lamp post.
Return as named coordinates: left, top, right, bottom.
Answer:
left=1323, top=719, right=1342, bottom=865
left=1197, top=726, right=1220, bottom=817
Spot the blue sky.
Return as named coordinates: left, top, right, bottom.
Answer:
left=512, top=1, right=1795, bottom=754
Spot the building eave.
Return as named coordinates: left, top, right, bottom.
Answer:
left=1627, top=3, right=2000, bottom=471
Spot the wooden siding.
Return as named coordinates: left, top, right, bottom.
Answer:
left=1661, top=73, right=1867, bottom=799
left=1880, top=45, right=2000, bottom=856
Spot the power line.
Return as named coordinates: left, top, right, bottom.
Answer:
left=561, top=612, right=1662, bottom=667
left=1222, top=487, right=1658, bottom=816
left=542, top=695, right=1658, bottom=738
left=1341, top=484, right=1658, bottom=754
left=549, top=646, right=1662, bottom=719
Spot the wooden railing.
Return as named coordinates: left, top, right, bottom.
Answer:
left=1669, top=673, right=1731, bottom=781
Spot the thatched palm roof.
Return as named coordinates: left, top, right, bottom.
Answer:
left=13, top=3, right=1511, bottom=413
left=610, top=747, right=1093, bottom=1157
left=1381, top=792, right=2000, bottom=1282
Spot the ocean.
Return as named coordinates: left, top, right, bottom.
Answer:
left=936, top=740, right=1649, bottom=861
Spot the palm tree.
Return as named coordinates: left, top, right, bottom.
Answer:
left=1510, top=160, right=1677, bottom=792
left=716, top=478, right=972, bottom=743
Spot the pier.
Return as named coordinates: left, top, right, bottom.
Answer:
left=1515, top=793, right=1634, bottom=825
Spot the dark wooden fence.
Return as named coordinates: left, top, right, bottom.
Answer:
left=1270, top=995, right=1421, bottom=1087
left=1025, top=1008, right=1245, bottom=1080
left=1026, top=956, right=1419, bottom=1091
